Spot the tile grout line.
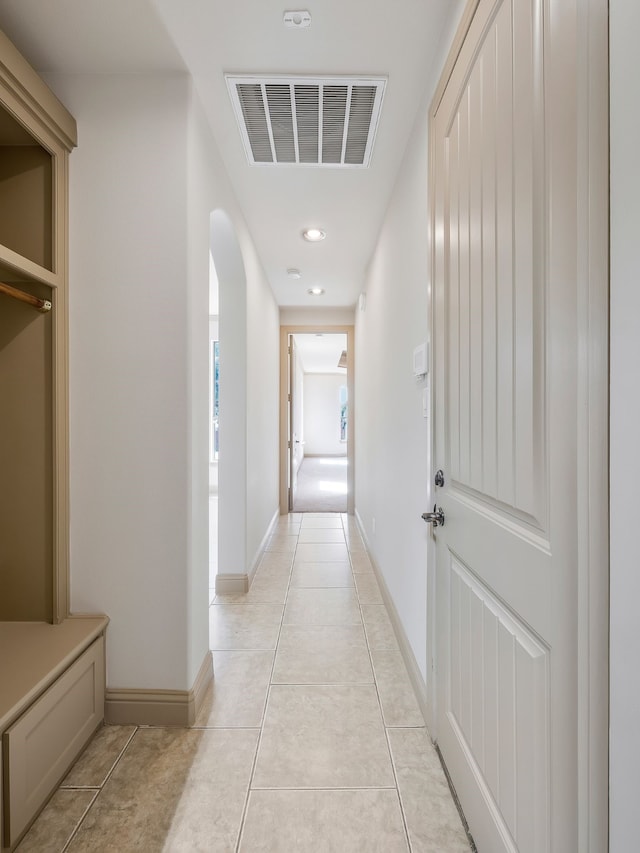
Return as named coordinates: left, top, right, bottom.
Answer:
left=383, top=726, right=414, bottom=853
left=269, top=679, right=375, bottom=685
left=346, top=516, right=413, bottom=853
left=69, top=518, right=457, bottom=852
left=25, top=516, right=464, bottom=852
left=249, top=785, right=399, bottom=792
left=191, top=724, right=263, bottom=730
left=236, top=513, right=356, bottom=848
left=58, top=725, right=139, bottom=852
left=57, top=786, right=101, bottom=791
left=69, top=725, right=139, bottom=790
left=224, top=513, right=417, bottom=851
left=59, top=789, right=100, bottom=853
left=233, top=518, right=298, bottom=853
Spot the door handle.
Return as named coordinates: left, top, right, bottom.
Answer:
left=421, top=505, right=445, bottom=527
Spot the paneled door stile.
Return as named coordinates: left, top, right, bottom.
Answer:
left=428, top=0, right=607, bottom=850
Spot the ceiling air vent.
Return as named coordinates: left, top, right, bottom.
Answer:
left=226, top=75, right=386, bottom=168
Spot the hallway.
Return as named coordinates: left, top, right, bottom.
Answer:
left=16, top=514, right=470, bottom=852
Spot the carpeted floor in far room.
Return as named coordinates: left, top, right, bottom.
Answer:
left=293, top=456, right=348, bottom=513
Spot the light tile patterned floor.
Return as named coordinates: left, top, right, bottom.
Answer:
left=16, top=513, right=471, bottom=853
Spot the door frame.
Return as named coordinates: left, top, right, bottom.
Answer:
left=279, top=324, right=355, bottom=516
left=426, top=0, right=609, bottom=849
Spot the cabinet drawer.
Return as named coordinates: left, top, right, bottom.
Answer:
left=2, top=636, right=104, bottom=848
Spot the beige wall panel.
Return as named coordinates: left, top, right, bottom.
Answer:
left=0, top=293, right=53, bottom=621
left=0, top=145, right=52, bottom=271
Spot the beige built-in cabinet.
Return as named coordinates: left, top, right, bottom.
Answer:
left=0, top=29, right=107, bottom=850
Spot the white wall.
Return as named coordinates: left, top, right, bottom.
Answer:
left=46, top=72, right=192, bottom=690
left=355, top=86, right=432, bottom=682
left=189, top=88, right=279, bottom=605
left=190, top=93, right=280, bottom=589
left=211, top=208, right=248, bottom=579
left=280, top=307, right=355, bottom=326
left=185, top=85, right=213, bottom=687
left=45, top=72, right=280, bottom=692
left=245, top=231, right=280, bottom=566
left=609, top=1, right=640, bottom=847
left=303, top=374, right=347, bottom=457
left=354, top=0, right=466, bottom=689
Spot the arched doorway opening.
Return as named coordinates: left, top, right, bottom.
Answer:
left=209, top=210, right=247, bottom=595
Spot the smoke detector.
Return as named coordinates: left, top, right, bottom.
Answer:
left=284, top=11, right=311, bottom=28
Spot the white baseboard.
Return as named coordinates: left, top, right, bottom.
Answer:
left=105, top=651, right=213, bottom=727
left=214, top=508, right=280, bottom=596
left=248, top=508, right=280, bottom=583
left=215, top=573, right=249, bottom=595
left=354, top=510, right=430, bottom=727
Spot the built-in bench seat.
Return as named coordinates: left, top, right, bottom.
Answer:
left=0, top=616, right=108, bottom=851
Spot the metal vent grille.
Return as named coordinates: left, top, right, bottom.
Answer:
left=226, top=75, right=386, bottom=168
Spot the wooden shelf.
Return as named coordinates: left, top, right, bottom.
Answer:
left=0, top=245, right=59, bottom=289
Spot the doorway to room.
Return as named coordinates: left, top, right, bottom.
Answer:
left=208, top=208, right=248, bottom=601
left=290, top=333, right=348, bottom=513
left=279, top=325, right=355, bottom=515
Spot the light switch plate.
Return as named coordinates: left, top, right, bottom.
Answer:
left=413, top=342, right=429, bottom=377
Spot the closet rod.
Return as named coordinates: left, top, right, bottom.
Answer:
left=0, top=281, right=52, bottom=313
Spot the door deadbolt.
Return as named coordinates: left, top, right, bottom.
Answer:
left=422, top=504, right=445, bottom=527
left=434, top=469, right=445, bottom=487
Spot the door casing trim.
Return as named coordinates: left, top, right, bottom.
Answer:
left=279, top=325, right=355, bottom=516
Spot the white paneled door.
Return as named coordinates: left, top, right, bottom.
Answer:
left=430, top=0, right=607, bottom=851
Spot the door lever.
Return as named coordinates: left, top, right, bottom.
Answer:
left=421, top=505, right=445, bottom=527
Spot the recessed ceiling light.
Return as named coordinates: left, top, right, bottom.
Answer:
left=308, top=287, right=325, bottom=296
left=303, top=228, right=326, bottom=242
left=287, top=268, right=302, bottom=279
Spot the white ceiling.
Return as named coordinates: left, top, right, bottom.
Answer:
left=0, top=0, right=456, bottom=308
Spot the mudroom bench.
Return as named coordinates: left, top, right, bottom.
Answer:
left=0, top=617, right=108, bottom=850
